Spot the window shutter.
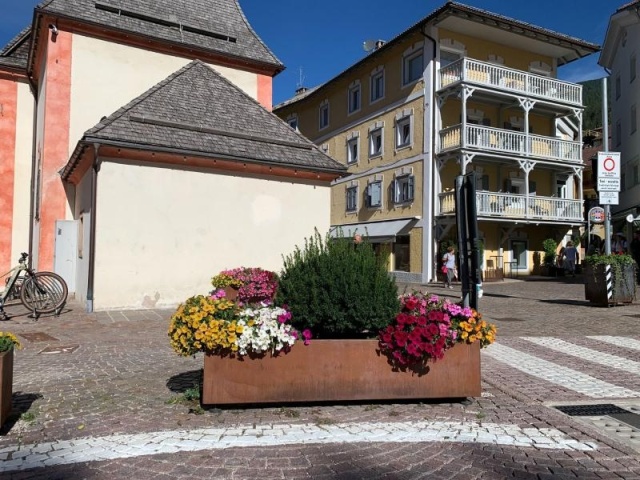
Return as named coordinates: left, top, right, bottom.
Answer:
left=390, top=180, right=397, bottom=203
left=408, top=176, right=415, bottom=201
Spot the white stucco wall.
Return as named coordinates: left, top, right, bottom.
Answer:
left=68, top=34, right=259, bottom=159
left=10, top=81, right=35, bottom=262
left=91, top=160, right=331, bottom=310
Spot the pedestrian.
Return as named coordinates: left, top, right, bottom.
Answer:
left=442, top=246, right=456, bottom=289
left=563, top=241, right=579, bottom=276
left=612, top=233, right=627, bottom=254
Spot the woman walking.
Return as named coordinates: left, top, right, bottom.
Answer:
left=442, top=246, right=456, bottom=289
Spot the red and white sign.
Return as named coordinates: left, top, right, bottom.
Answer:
left=597, top=152, right=621, bottom=192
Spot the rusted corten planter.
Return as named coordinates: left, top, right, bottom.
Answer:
left=202, top=340, right=480, bottom=405
left=0, top=349, right=14, bottom=427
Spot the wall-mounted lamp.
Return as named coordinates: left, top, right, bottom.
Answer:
left=48, top=24, right=59, bottom=38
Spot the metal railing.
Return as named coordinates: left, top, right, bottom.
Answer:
left=438, top=124, right=582, bottom=162
left=439, top=58, right=582, bottom=106
left=439, top=190, right=583, bottom=222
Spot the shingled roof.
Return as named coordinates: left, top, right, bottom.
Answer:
left=62, top=61, right=346, bottom=179
left=34, top=0, right=282, bottom=71
left=0, top=27, right=31, bottom=71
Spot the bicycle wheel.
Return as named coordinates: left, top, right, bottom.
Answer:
left=20, top=272, right=68, bottom=314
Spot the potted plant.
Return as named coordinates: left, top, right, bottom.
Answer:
left=210, top=267, right=277, bottom=304
left=584, top=253, right=637, bottom=306
left=541, top=238, right=558, bottom=276
left=169, top=231, right=496, bottom=405
left=0, top=331, right=21, bottom=427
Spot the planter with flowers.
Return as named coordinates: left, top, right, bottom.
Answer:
left=169, top=231, right=496, bottom=405
left=584, top=254, right=637, bottom=306
left=0, top=332, right=21, bottom=427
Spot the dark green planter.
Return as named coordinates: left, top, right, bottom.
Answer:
left=584, top=264, right=637, bottom=306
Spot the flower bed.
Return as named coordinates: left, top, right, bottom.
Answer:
left=169, top=233, right=497, bottom=405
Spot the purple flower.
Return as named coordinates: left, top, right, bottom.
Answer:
left=302, top=329, right=313, bottom=345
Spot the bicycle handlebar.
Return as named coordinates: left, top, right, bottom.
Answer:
left=19, top=252, right=28, bottom=264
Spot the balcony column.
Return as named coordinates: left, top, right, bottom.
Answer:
left=461, top=86, right=475, bottom=150
left=517, top=98, right=535, bottom=156
left=517, top=160, right=535, bottom=218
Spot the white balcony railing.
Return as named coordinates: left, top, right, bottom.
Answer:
left=438, top=124, right=582, bottom=162
left=439, top=58, right=582, bottom=107
left=439, top=191, right=583, bottom=222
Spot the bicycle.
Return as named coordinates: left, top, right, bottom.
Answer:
left=0, top=252, right=68, bottom=320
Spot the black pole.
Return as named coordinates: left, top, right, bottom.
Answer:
left=464, top=172, right=481, bottom=310
left=455, top=175, right=470, bottom=307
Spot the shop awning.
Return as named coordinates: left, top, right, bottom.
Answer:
left=330, top=218, right=417, bottom=242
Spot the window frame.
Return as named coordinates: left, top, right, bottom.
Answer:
left=347, top=81, right=361, bottom=115
left=365, top=180, right=383, bottom=208
left=319, top=101, right=330, bottom=130
left=347, top=137, right=359, bottom=165
left=346, top=185, right=358, bottom=212
left=394, top=174, right=415, bottom=204
left=369, top=128, right=383, bottom=158
left=632, top=54, right=637, bottom=83
left=403, top=48, right=424, bottom=86
left=632, top=105, right=637, bottom=134
left=286, top=114, right=299, bottom=131
left=395, top=116, right=412, bottom=149
left=616, top=74, right=621, bottom=100
left=370, top=68, right=385, bottom=104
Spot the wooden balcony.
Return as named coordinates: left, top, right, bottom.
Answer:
left=439, top=191, right=583, bottom=223
left=439, top=124, right=582, bottom=163
left=438, top=58, right=582, bottom=107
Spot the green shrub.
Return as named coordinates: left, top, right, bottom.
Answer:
left=275, top=230, right=400, bottom=338
left=542, top=238, right=557, bottom=265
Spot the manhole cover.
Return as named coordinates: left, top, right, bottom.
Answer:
left=494, top=317, right=525, bottom=322
left=555, top=404, right=630, bottom=416
left=20, top=332, right=59, bottom=342
left=39, top=345, right=79, bottom=355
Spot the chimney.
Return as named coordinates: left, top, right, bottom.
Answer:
left=374, top=40, right=385, bottom=50
left=295, top=86, right=308, bottom=96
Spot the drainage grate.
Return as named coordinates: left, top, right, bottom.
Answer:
left=20, top=332, right=59, bottom=342
left=555, top=404, right=630, bottom=416
left=39, top=345, right=79, bottom=355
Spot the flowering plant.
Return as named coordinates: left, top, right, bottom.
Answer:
left=378, top=292, right=496, bottom=368
left=168, top=295, right=311, bottom=358
left=211, top=267, right=278, bottom=305
left=0, top=331, right=22, bottom=352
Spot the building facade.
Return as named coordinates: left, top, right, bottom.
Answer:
left=600, top=1, right=640, bottom=233
left=0, top=1, right=345, bottom=310
left=274, top=2, right=599, bottom=283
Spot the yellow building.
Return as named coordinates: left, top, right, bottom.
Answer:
left=274, top=2, right=599, bottom=283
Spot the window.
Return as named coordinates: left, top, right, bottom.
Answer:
left=616, top=120, right=622, bottom=146
left=440, top=50, right=461, bottom=68
left=632, top=54, right=637, bottom=83
left=365, top=181, right=382, bottom=208
left=348, top=82, right=361, bottom=114
left=286, top=114, right=298, bottom=131
left=319, top=101, right=329, bottom=130
left=369, top=128, right=383, bottom=157
left=633, top=105, right=637, bottom=134
left=346, top=186, right=358, bottom=212
left=616, top=74, right=621, bottom=99
left=347, top=137, right=359, bottom=165
left=395, top=116, right=411, bottom=148
left=370, top=68, right=384, bottom=103
left=394, top=175, right=414, bottom=203
left=393, top=236, right=410, bottom=272
left=403, top=49, right=423, bottom=85
left=510, top=240, right=528, bottom=271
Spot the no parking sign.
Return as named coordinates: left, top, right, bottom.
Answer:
left=597, top=152, right=621, bottom=192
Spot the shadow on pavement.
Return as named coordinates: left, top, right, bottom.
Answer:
left=0, top=392, right=43, bottom=436
left=166, top=369, right=202, bottom=394
left=539, top=299, right=591, bottom=306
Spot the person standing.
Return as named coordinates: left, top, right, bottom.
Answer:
left=612, top=233, right=627, bottom=254
left=563, top=241, right=579, bottom=277
left=443, top=246, right=456, bottom=289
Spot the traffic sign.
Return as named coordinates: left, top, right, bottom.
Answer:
left=597, top=152, right=621, bottom=192
left=599, top=191, right=619, bottom=205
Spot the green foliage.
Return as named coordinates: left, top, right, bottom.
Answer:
left=542, top=238, right=558, bottom=265
left=580, top=79, right=611, bottom=131
left=585, top=253, right=635, bottom=268
left=275, top=229, right=400, bottom=338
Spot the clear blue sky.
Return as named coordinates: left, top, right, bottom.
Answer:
left=0, top=0, right=612, bottom=105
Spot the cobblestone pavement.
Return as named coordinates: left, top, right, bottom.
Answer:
left=0, top=276, right=639, bottom=479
